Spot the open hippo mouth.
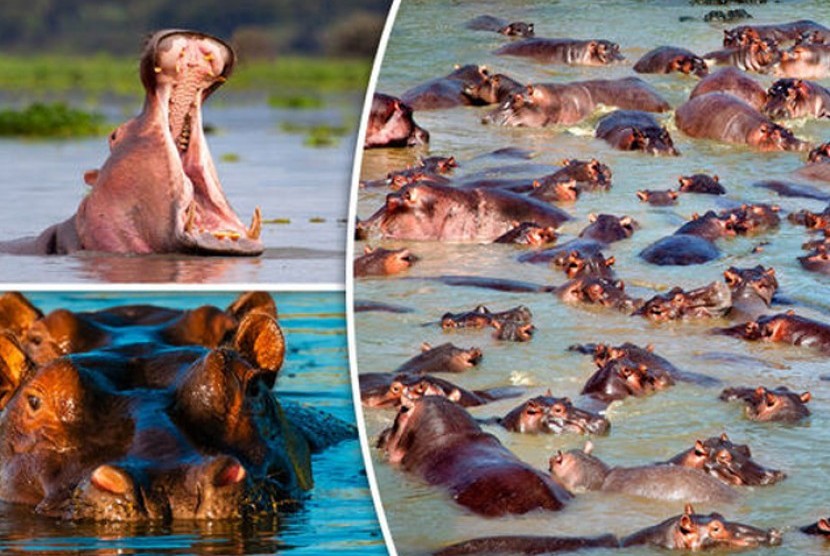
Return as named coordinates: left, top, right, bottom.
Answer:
left=73, top=30, right=262, bottom=256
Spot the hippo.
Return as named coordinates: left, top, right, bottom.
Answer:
left=724, top=20, right=830, bottom=47
left=549, top=442, right=738, bottom=503
left=401, top=64, right=490, bottom=110
left=621, top=504, right=782, bottom=550
left=715, top=311, right=830, bottom=353
left=517, top=238, right=605, bottom=266
left=703, top=41, right=780, bottom=73
left=799, top=246, right=830, bottom=273
left=495, top=38, right=625, bottom=65
left=572, top=341, right=719, bottom=386
left=464, top=73, right=525, bottom=105
left=755, top=179, right=830, bottom=201
left=665, top=433, right=786, bottom=486
left=596, top=111, right=679, bottom=155
left=0, top=293, right=354, bottom=521
left=365, top=93, right=429, bottom=148
left=637, top=189, right=679, bottom=206
left=720, top=386, right=811, bottom=422
left=689, top=67, right=768, bottom=110
left=776, top=45, right=830, bottom=79
left=493, top=222, right=558, bottom=246
left=724, top=265, right=777, bottom=320
left=359, top=372, right=518, bottom=408
left=360, top=182, right=570, bottom=242
left=353, top=246, right=418, bottom=278
left=528, top=179, right=580, bottom=204
left=633, top=281, right=732, bottom=321
left=578, top=214, right=638, bottom=244
left=676, top=93, right=808, bottom=151
left=640, top=235, right=720, bottom=266
left=678, top=174, right=726, bottom=195
left=789, top=206, right=830, bottom=230
left=801, top=518, right=830, bottom=536
left=0, top=30, right=264, bottom=256
left=581, top=358, right=673, bottom=403
left=764, top=78, right=830, bottom=119
left=704, top=9, right=753, bottom=23
left=542, top=158, right=612, bottom=192
left=557, top=276, right=641, bottom=313
left=495, top=392, right=610, bottom=435
left=434, top=535, right=620, bottom=556
left=377, top=396, right=571, bottom=516
left=485, top=78, right=669, bottom=127
left=557, top=250, right=617, bottom=280
left=465, top=15, right=534, bottom=37
left=394, top=342, right=482, bottom=375
left=634, top=46, right=708, bottom=77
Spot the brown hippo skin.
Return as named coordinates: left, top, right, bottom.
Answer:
left=715, top=311, right=830, bottom=354
left=0, top=293, right=353, bottom=521
left=378, top=396, right=571, bottom=516
left=596, top=110, right=679, bottom=155
left=675, top=93, right=809, bottom=151
left=2, top=30, right=263, bottom=256
left=549, top=442, right=738, bottom=503
left=689, top=67, right=768, bottom=110
left=720, top=386, right=811, bottom=423
left=365, top=93, right=430, bottom=148
left=495, top=38, right=625, bottom=65
left=634, top=45, right=708, bottom=77
left=361, top=182, right=570, bottom=242
left=622, top=504, right=782, bottom=550
left=764, top=78, right=830, bottom=119
left=497, top=392, right=610, bottom=435
left=353, top=246, right=418, bottom=277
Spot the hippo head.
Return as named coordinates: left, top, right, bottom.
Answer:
left=724, top=265, right=778, bottom=306
left=559, top=158, right=613, bottom=189
left=537, top=395, right=610, bottom=435
left=560, top=251, right=616, bottom=280
left=723, top=27, right=762, bottom=48
left=492, top=320, right=535, bottom=342
left=641, top=127, right=680, bottom=156
left=581, top=359, right=669, bottom=402
left=359, top=246, right=419, bottom=276
left=670, top=504, right=782, bottom=550
left=484, top=90, right=548, bottom=127
left=674, top=434, right=787, bottom=486
left=420, top=342, right=482, bottom=372
left=548, top=442, right=609, bottom=492
left=743, top=386, right=811, bottom=422
left=441, top=304, right=493, bottom=329
left=75, top=30, right=265, bottom=255
left=588, top=40, right=625, bottom=64
left=725, top=203, right=781, bottom=234
left=750, top=122, right=809, bottom=152
left=764, top=79, right=819, bottom=119
left=672, top=55, right=709, bottom=78
left=808, top=142, right=830, bottom=164
left=500, top=22, right=534, bottom=37
left=801, top=518, right=830, bottom=536
left=637, top=189, right=679, bottom=206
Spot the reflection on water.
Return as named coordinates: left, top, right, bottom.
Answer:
left=0, top=100, right=356, bottom=284
left=5, top=292, right=384, bottom=555
left=356, top=0, right=830, bottom=554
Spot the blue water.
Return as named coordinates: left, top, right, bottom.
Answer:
left=3, top=291, right=386, bottom=555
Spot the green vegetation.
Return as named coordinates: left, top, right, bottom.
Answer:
left=279, top=121, right=350, bottom=148
left=0, top=102, right=106, bottom=137
left=263, top=217, right=292, bottom=224
left=220, top=153, right=241, bottom=162
left=267, top=94, right=324, bottom=110
left=309, top=217, right=326, bottom=223
left=0, top=55, right=372, bottom=98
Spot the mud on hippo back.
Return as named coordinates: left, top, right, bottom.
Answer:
left=2, top=30, right=264, bottom=256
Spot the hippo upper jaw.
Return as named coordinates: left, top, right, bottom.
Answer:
left=77, top=30, right=263, bottom=256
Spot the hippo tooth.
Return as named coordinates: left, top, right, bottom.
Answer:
left=184, top=204, right=196, bottom=233
left=247, top=207, right=262, bottom=240
left=154, top=66, right=162, bottom=73
left=213, top=230, right=241, bottom=241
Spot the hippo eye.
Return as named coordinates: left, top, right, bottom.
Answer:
left=552, top=404, right=565, bottom=415
left=27, top=394, right=41, bottom=412
left=390, top=383, right=402, bottom=395
left=717, top=450, right=731, bottom=463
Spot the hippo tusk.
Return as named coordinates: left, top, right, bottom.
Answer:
left=247, top=207, right=262, bottom=240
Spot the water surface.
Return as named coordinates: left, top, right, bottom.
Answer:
left=356, top=1, right=830, bottom=554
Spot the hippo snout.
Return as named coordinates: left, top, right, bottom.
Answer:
left=767, top=528, right=783, bottom=546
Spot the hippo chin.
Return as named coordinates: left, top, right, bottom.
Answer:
left=4, top=30, right=262, bottom=256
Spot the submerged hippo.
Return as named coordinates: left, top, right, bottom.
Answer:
left=637, top=189, right=679, bottom=206
left=776, top=44, right=830, bottom=79
left=366, top=93, right=430, bottom=148
left=715, top=311, right=830, bottom=354
left=596, top=111, right=679, bottom=155
left=634, top=46, right=708, bottom=77
left=465, top=15, right=534, bottom=37
left=666, top=433, right=786, bottom=486
left=1, top=30, right=263, bottom=256
left=434, top=535, right=619, bottom=556
left=703, top=41, right=781, bottom=73
left=633, top=281, right=732, bottom=321
left=689, top=67, right=768, bottom=110
left=724, top=265, right=778, bottom=320
left=678, top=174, right=726, bottom=195
left=676, top=93, right=809, bottom=151
left=401, top=64, right=490, bottom=110
left=621, top=504, right=782, bottom=550
left=394, top=342, right=482, bottom=375
left=724, top=20, right=830, bottom=48
left=495, top=38, right=625, bottom=65
left=549, top=442, right=737, bottom=503
left=353, top=246, right=418, bottom=278
left=359, top=372, right=516, bottom=408
left=361, top=182, right=570, bottom=242
left=581, top=358, right=673, bottom=403
left=0, top=292, right=353, bottom=521
left=720, top=386, right=811, bottom=422
left=495, top=392, right=610, bottom=435
left=377, top=396, right=571, bottom=516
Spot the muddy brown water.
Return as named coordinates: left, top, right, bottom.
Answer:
left=354, top=1, right=830, bottom=554
left=0, top=99, right=356, bottom=284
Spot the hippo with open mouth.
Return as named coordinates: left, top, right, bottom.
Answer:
left=2, top=30, right=262, bottom=256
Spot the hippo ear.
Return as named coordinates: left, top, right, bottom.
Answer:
left=764, top=391, right=777, bottom=406
left=587, top=40, right=598, bottom=53
left=669, top=190, right=678, bottom=200
left=545, top=388, right=553, bottom=396
left=233, top=312, right=285, bottom=388
left=694, top=440, right=707, bottom=456
left=0, top=292, right=43, bottom=336
left=801, top=392, right=812, bottom=403
left=588, top=213, right=597, bottom=223
left=684, top=503, right=696, bottom=516
left=583, top=440, right=594, bottom=454
left=723, top=268, right=740, bottom=287
left=226, top=292, right=278, bottom=321
left=364, top=245, right=374, bottom=255
left=448, top=389, right=462, bottom=403
left=0, top=332, right=34, bottom=410
left=636, top=190, right=648, bottom=201
left=532, top=180, right=541, bottom=189
left=818, top=518, right=830, bottom=533
left=420, top=342, right=432, bottom=352
left=720, top=432, right=730, bottom=442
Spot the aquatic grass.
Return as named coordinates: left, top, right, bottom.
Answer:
left=0, top=102, right=106, bottom=137
left=267, top=94, right=324, bottom=109
left=280, top=121, right=350, bottom=147
left=220, top=152, right=241, bottom=162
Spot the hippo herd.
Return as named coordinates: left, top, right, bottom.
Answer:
left=0, top=292, right=353, bottom=522
left=356, top=6, right=830, bottom=555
